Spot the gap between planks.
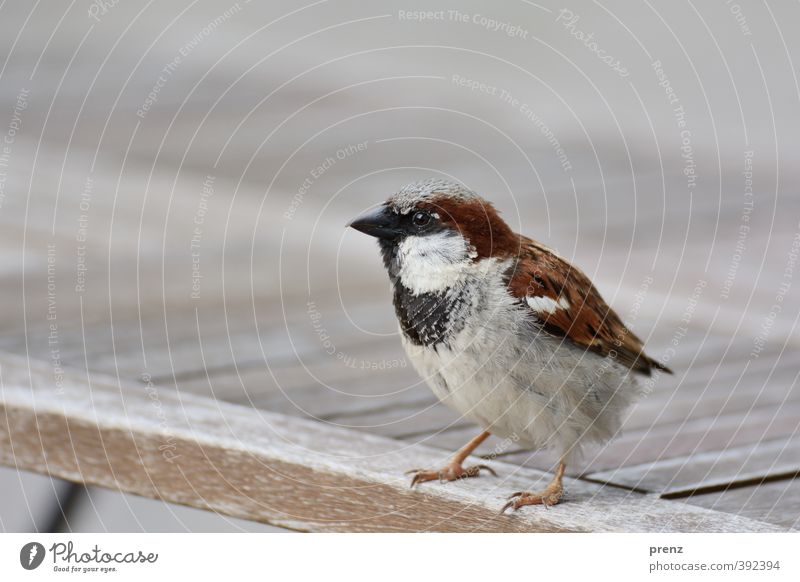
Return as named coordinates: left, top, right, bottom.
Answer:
left=0, top=352, right=784, bottom=533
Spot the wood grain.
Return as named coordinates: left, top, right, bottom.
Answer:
left=587, top=437, right=800, bottom=496
left=0, top=353, right=782, bottom=532
left=681, top=479, right=800, bottom=530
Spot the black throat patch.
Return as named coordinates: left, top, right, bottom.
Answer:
left=378, top=238, right=470, bottom=347
left=392, top=284, right=467, bottom=347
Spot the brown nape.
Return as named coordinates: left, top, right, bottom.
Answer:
left=420, top=197, right=520, bottom=259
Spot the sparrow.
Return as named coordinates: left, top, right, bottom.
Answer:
left=347, top=179, right=670, bottom=512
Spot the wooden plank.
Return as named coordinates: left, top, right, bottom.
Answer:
left=5, top=284, right=732, bottom=392
left=184, top=337, right=417, bottom=403
left=328, top=401, right=467, bottom=440
left=0, top=353, right=781, bottom=532
left=167, top=337, right=429, bottom=422
left=354, top=333, right=794, bottom=477
left=8, top=275, right=769, bottom=433
left=1, top=296, right=397, bottom=385
left=680, top=479, right=800, bottom=530
left=396, top=351, right=797, bottom=474
left=397, top=351, right=796, bottom=462
left=240, top=320, right=773, bottom=430
left=404, top=424, right=507, bottom=453
left=587, top=437, right=800, bottom=496
left=82, top=301, right=396, bottom=381
left=249, top=374, right=435, bottom=422
left=620, top=357, right=799, bottom=432
left=495, top=398, right=800, bottom=476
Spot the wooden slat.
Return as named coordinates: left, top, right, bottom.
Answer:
left=171, top=340, right=427, bottom=418
left=405, top=424, right=508, bottom=454
left=327, top=401, right=466, bottom=440
left=80, top=302, right=396, bottom=381
left=397, top=355, right=797, bottom=461
left=0, top=353, right=782, bottom=532
left=395, top=351, right=798, bottom=474
left=586, top=437, right=800, bottom=496
left=493, top=398, right=800, bottom=476
left=629, top=357, right=799, bottom=429
left=680, top=479, right=800, bottom=530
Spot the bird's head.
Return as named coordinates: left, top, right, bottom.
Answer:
left=347, top=179, right=518, bottom=292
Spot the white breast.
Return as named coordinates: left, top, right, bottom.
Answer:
left=399, top=258, right=641, bottom=460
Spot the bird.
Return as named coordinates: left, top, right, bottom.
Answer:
left=347, top=179, right=670, bottom=512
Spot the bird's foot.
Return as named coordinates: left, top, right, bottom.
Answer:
left=501, top=482, right=564, bottom=513
left=406, top=462, right=497, bottom=488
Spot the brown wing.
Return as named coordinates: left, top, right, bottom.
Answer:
left=506, top=236, right=671, bottom=377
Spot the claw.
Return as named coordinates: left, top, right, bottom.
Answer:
left=406, top=463, right=494, bottom=488
left=500, top=499, right=517, bottom=514
left=501, top=488, right=563, bottom=512
left=502, top=461, right=566, bottom=512
left=476, top=464, right=498, bottom=477
left=501, top=491, right=526, bottom=513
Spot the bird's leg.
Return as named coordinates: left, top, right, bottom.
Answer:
left=407, top=430, right=497, bottom=487
left=502, top=459, right=566, bottom=512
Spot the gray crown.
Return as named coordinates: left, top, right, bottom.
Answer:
left=388, top=179, right=480, bottom=214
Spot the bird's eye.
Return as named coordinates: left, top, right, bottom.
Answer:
left=412, top=211, right=431, bottom=228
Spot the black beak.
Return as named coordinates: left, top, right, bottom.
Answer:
left=347, top=204, right=402, bottom=239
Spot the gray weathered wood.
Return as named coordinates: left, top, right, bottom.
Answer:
left=587, top=437, right=800, bottom=496
left=0, top=353, right=783, bottom=532
left=681, top=479, right=800, bottom=530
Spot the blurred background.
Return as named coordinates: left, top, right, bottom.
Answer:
left=1, top=0, right=799, bottom=531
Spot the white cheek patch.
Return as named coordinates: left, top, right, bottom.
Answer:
left=397, top=232, right=475, bottom=294
left=399, top=231, right=470, bottom=263
left=526, top=295, right=570, bottom=314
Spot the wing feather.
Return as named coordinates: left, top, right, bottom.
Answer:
left=506, top=236, right=671, bottom=377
